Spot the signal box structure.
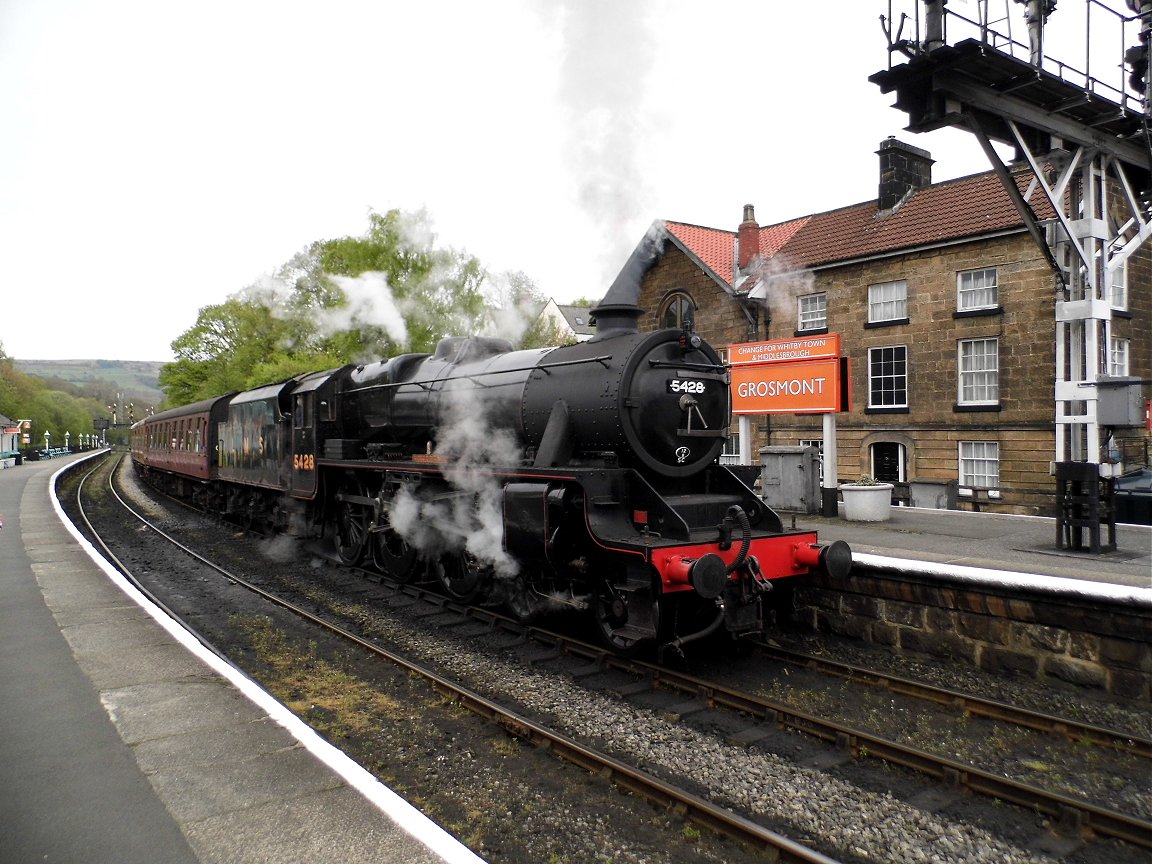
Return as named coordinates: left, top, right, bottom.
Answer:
left=870, top=0, right=1151, bottom=538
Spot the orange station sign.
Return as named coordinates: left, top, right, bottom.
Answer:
left=729, top=335, right=848, bottom=415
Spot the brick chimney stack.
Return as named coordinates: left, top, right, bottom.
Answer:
left=737, top=203, right=760, bottom=271
left=877, top=137, right=933, bottom=211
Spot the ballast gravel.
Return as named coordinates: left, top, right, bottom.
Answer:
left=98, top=463, right=1136, bottom=864
left=356, top=607, right=1061, bottom=864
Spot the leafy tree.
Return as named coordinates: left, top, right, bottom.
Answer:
left=0, top=343, right=105, bottom=450
left=521, top=314, right=575, bottom=350
left=278, top=208, right=488, bottom=359
left=160, top=208, right=626, bottom=407
left=158, top=292, right=331, bottom=407
left=162, top=209, right=490, bottom=404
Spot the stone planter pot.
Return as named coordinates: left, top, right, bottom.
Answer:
left=839, top=483, right=894, bottom=522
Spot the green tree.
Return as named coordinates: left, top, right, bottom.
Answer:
left=302, top=208, right=488, bottom=356
left=161, top=209, right=490, bottom=404
left=158, top=292, right=327, bottom=407
left=0, top=344, right=104, bottom=450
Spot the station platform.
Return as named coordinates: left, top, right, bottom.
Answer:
left=792, top=504, right=1151, bottom=595
left=0, top=451, right=484, bottom=864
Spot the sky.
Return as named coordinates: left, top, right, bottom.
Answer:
left=0, top=0, right=1138, bottom=362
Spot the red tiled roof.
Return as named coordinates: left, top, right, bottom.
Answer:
left=664, top=221, right=734, bottom=282
left=758, top=217, right=811, bottom=259
left=665, top=170, right=1054, bottom=285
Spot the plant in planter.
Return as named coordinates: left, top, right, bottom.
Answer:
left=839, top=474, right=894, bottom=521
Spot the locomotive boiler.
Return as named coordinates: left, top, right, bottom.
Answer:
left=132, top=231, right=851, bottom=654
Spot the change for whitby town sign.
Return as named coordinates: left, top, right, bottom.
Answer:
left=728, top=334, right=849, bottom=415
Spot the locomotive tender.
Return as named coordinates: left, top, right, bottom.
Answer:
left=132, top=233, right=851, bottom=653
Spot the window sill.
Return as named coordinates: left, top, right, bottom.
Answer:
left=864, top=318, right=909, bottom=329
left=865, top=406, right=909, bottom=414
left=953, top=403, right=1002, bottom=412
left=795, top=326, right=829, bottom=336
left=953, top=306, right=1002, bottom=319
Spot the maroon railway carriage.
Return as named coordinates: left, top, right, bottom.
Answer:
left=130, top=395, right=231, bottom=486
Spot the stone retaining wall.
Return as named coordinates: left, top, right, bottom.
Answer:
left=792, top=566, right=1152, bottom=702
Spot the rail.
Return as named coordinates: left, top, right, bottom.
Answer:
left=81, top=454, right=845, bottom=864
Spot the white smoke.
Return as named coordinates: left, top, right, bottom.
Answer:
left=537, top=0, right=658, bottom=278
left=745, top=255, right=816, bottom=326
left=480, top=270, right=549, bottom=345
left=259, top=533, right=298, bottom=564
left=388, top=376, right=523, bottom=578
left=325, top=272, right=409, bottom=345
left=242, top=270, right=408, bottom=352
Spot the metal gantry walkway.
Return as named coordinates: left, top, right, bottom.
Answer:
left=871, top=0, right=1151, bottom=520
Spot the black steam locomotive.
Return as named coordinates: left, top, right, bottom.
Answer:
left=132, top=236, right=850, bottom=653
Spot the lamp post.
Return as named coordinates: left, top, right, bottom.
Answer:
left=65, top=431, right=70, bottom=452
left=44, top=431, right=50, bottom=456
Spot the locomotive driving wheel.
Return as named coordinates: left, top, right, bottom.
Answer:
left=431, top=552, right=486, bottom=602
left=335, top=482, right=370, bottom=566
left=505, top=573, right=546, bottom=623
left=372, top=523, right=418, bottom=582
left=593, top=581, right=661, bottom=655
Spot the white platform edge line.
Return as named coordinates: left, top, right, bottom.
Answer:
left=50, top=453, right=487, bottom=864
left=854, top=551, right=1152, bottom=607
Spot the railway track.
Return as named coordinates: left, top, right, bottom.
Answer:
left=71, top=453, right=849, bottom=863
left=747, top=642, right=1152, bottom=758
left=65, top=452, right=1152, bottom=862
left=365, top=584, right=1152, bottom=851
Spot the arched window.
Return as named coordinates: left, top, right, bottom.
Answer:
left=660, top=292, right=695, bottom=330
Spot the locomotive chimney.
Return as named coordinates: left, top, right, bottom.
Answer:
left=736, top=204, right=760, bottom=272
left=877, top=137, right=933, bottom=211
left=589, top=223, right=667, bottom=340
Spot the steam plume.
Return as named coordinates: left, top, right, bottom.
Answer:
left=326, top=272, right=408, bottom=345
left=388, top=378, right=522, bottom=578
left=540, top=0, right=658, bottom=276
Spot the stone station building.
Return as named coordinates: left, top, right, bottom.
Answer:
left=620, top=139, right=1150, bottom=516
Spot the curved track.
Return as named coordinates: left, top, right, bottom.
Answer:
left=73, top=453, right=848, bottom=864
left=67, top=452, right=1152, bottom=860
